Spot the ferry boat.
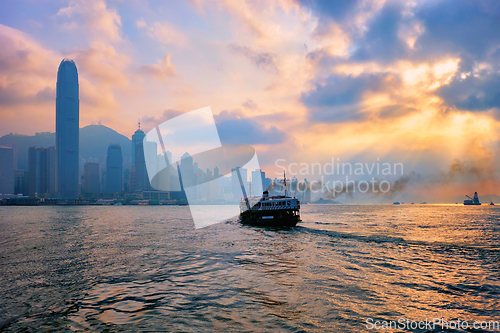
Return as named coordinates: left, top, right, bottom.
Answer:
left=238, top=171, right=300, bottom=227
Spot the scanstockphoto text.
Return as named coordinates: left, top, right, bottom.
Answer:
left=275, top=158, right=405, bottom=197
left=365, top=317, right=500, bottom=331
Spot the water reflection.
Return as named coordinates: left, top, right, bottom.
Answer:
left=0, top=205, right=499, bottom=331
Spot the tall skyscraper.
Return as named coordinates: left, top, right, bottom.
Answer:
left=106, top=144, right=123, bottom=193
left=83, top=163, right=100, bottom=195
left=132, top=142, right=150, bottom=191
left=132, top=123, right=145, bottom=168
left=0, top=146, right=14, bottom=195
left=56, top=59, right=79, bottom=198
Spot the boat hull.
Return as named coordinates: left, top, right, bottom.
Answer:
left=239, top=209, right=300, bottom=227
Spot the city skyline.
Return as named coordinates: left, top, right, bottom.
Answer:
left=1, top=0, right=500, bottom=198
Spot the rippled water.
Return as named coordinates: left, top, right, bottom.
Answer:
left=1, top=204, right=499, bottom=331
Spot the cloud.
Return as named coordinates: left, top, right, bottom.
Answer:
left=57, top=0, right=122, bottom=42
left=298, top=0, right=362, bottom=22
left=138, top=21, right=187, bottom=46
left=215, top=110, right=287, bottom=145
left=438, top=72, right=500, bottom=112
left=0, top=24, right=124, bottom=135
left=0, top=24, right=59, bottom=107
left=141, top=109, right=184, bottom=128
left=414, top=0, right=500, bottom=59
left=434, top=48, right=500, bottom=113
left=218, top=0, right=296, bottom=40
left=229, top=43, right=278, bottom=72
left=301, top=73, right=396, bottom=122
left=139, top=55, right=176, bottom=80
left=141, top=108, right=287, bottom=145
left=66, top=42, right=131, bottom=86
left=350, top=3, right=408, bottom=63
left=242, top=99, right=258, bottom=110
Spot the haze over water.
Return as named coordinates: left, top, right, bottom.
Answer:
left=1, top=205, right=499, bottom=332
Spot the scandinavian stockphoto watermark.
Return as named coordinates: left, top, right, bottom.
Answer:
left=366, top=317, right=500, bottom=331
left=275, top=158, right=404, bottom=197
left=143, top=106, right=263, bottom=229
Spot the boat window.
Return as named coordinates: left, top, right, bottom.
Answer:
left=287, top=201, right=290, bottom=205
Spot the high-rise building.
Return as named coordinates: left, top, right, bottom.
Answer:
left=251, top=169, right=265, bottom=196
left=106, top=144, right=123, bottom=193
left=129, top=123, right=154, bottom=192
left=83, top=163, right=100, bottom=195
left=0, top=146, right=14, bottom=195
left=133, top=142, right=150, bottom=191
left=56, top=59, right=79, bottom=198
left=180, top=152, right=195, bottom=187
left=132, top=123, right=145, bottom=168
left=28, top=147, right=57, bottom=197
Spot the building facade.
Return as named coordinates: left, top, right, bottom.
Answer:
left=27, top=147, right=57, bottom=197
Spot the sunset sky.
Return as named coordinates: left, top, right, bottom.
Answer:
left=1, top=0, right=500, bottom=196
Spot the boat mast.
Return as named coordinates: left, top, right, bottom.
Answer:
left=283, top=170, right=287, bottom=197
left=236, top=167, right=250, bottom=210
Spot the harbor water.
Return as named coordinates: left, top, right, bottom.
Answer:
left=1, top=205, right=499, bottom=331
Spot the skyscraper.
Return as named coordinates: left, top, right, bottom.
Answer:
left=132, top=123, right=145, bottom=168
left=56, top=59, right=79, bottom=198
left=106, top=144, right=123, bottom=194
left=132, top=142, right=150, bottom=192
left=0, top=146, right=14, bottom=195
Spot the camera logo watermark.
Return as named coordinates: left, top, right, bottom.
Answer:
left=143, top=106, right=262, bottom=229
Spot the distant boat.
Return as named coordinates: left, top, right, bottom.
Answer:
left=393, top=202, right=400, bottom=205
left=464, top=192, right=481, bottom=205
left=420, top=202, right=427, bottom=204
left=490, top=201, right=495, bottom=206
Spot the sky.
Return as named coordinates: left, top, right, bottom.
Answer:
left=1, top=0, right=500, bottom=197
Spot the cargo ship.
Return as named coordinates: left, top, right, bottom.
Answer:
left=238, top=169, right=300, bottom=227
left=464, top=192, right=481, bottom=205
